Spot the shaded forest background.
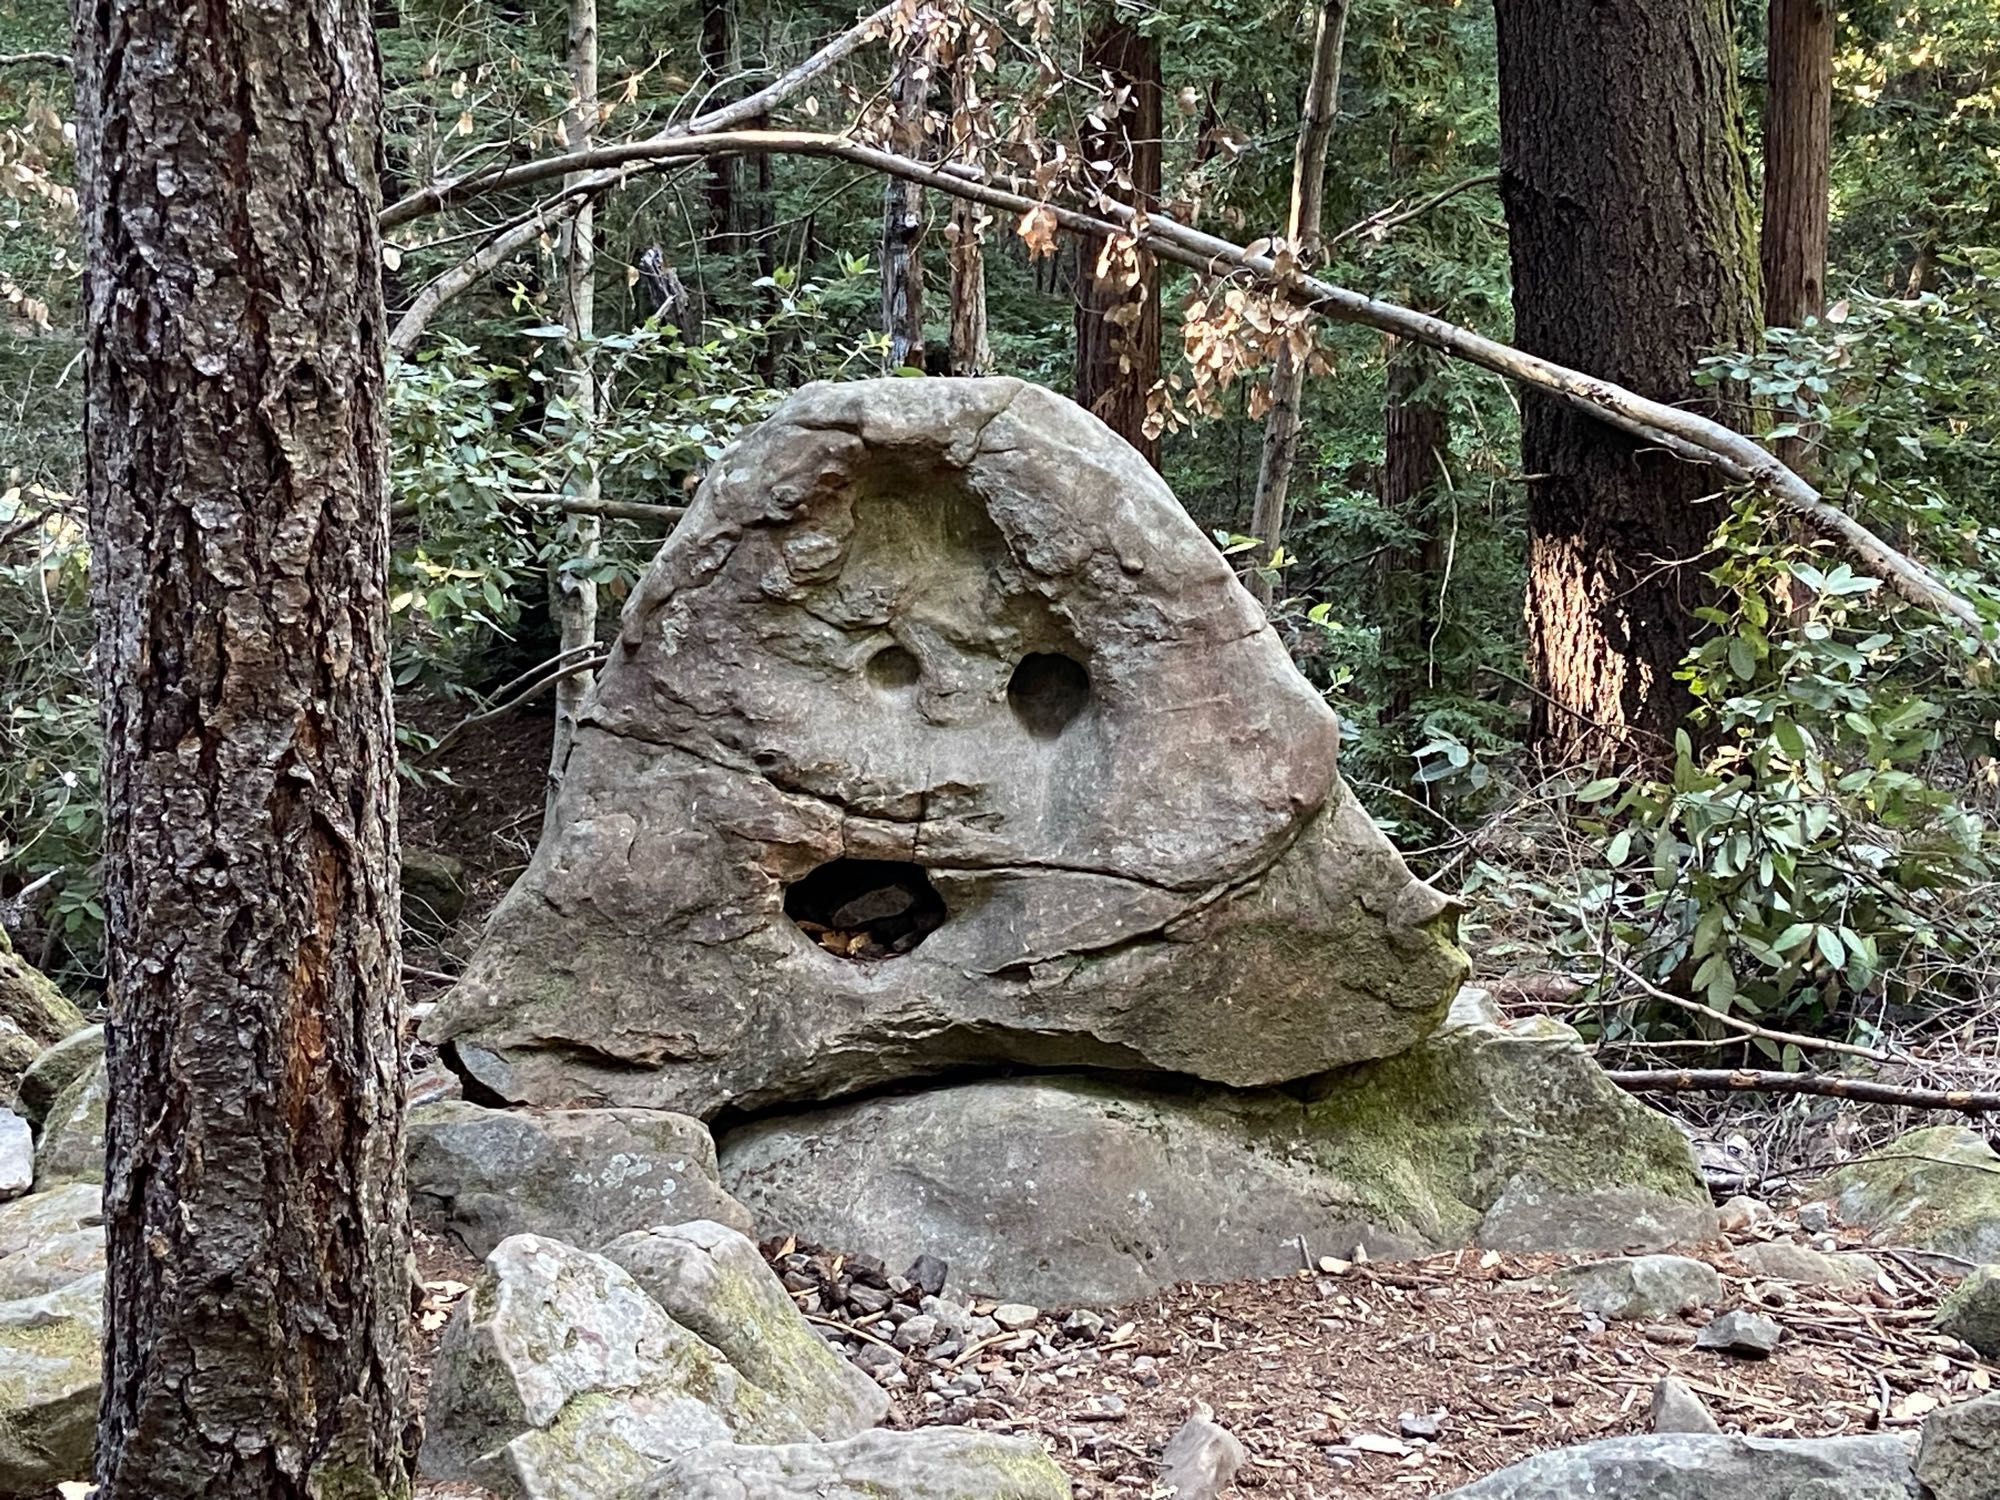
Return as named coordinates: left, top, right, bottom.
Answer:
left=4, top=0, right=2000, bottom=1070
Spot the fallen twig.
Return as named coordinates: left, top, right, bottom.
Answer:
left=1609, top=1068, right=2000, bottom=1114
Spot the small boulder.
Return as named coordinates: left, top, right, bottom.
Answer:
left=632, top=1428, right=1071, bottom=1499
left=1440, top=1433, right=1917, bottom=1498
left=601, top=1220, right=888, bottom=1438
left=1823, top=1126, right=2000, bottom=1263
left=1695, top=1310, right=1784, bottom=1358
left=0, top=1110, right=30, bottom=1201
left=1936, top=1265, right=2000, bottom=1359
left=992, top=1303, right=1039, bottom=1333
left=0, top=1183, right=104, bottom=1300
left=1160, top=1407, right=1245, bottom=1499
left=401, top=847, right=469, bottom=939
left=1734, top=1240, right=1882, bottom=1289
left=0, top=1271, right=103, bottom=1497
left=1650, top=1377, right=1721, bottom=1435
left=405, top=1101, right=752, bottom=1256
left=421, top=1235, right=824, bottom=1500
left=16, top=1026, right=103, bottom=1130
left=0, top=925, right=87, bottom=1093
left=1561, top=1256, right=1722, bottom=1321
left=33, top=1060, right=106, bottom=1189
left=1915, top=1391, right=2000, bottom=1500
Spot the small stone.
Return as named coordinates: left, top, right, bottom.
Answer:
left=1797, top=1201, right=1832, bottom=1233
left=1160, top=1405, right=1245, bottom=1500
left=904, top=1253, right=948, bottom=1298
left=1399, top=1411, right=1443, bottom=1440
left=1064, top=1308, right=1106, bottom=1339
left=847, top=1283, right=892, bottom=1316
left=1696, top=1309, right=1783, bottom=1358
left=853, top=1342, right=899, bottom=1376
left=0, top=1110, right=31, bottom=1200
left=1936, top=1266, right=2000, bottom=1359
left=1915, top=1391, right=2000, bottom=1500
left=1561, top=1255, right=1723, bottom=1321
left=892, top=1315, right=939, bottom=1351
left=1735, top=1240, right=1881, bottom=1288
left=1716, top=1195, right=1767, bottom=1234
left=1080, top=1393, right=1126, bottom=1420
left=993, top=1302, right=1040, bottom=1332
left=1650, top=1376, right=1721, bottom=1434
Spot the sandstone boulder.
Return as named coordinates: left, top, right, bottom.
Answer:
left=629, top=1429, right=1071, bottom=1499
left=1823, top=1125, right=2000, bottom=1263
left=32, top=1059, right=105, bottom=1189
left=1915, top=1391, right=2000, bottom=1500
left=1936, top=1265, right=2000, bottom=1359
left=0, top=1111, right=28, bottom=1201
left=1733, top=1240, right=1882, bottom=1289
left=0, top=1183, right=103, bottom=1300
left=424, top=378, right=1465, bottom=1116
left=1440, top=1433, right=1917, bottom=1498
left=1560, top=1255, right=1721, bottom=1321
left=16, top=1026, right=102, bottom=1130
left=0, top=927, right=84, bottom=1101
left=405, top=1101, right=751, bottom=1255
left=719, top=1000, right=1712, bottom=1304
left=0, top=1271, right=102, bottom=1497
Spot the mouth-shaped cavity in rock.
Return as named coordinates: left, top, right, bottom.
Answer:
left=1006, top=652, right=1091, bottom=739
left=784, top=857, right=948, bottom=960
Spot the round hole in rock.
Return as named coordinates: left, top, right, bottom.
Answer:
left=866, top=643, right=921, bottom=692
left=784, top=858, right=946, bottom=960
left=1007, top=652, right=1091, bottom=739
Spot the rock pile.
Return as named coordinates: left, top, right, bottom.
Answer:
left=421, top=378, right=1716, bottom=1301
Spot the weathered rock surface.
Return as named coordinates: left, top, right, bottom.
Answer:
left=403, top=847, right=470, bottom=938
left=1915, top=1391, right=2000, bottom=1500
left=1561, top=1256, right=1721, bottom=1321
left=1824, top=1126, right=2000, bottom=1263
left=424, top=378, right=1466, bottom=1116
left=421, top=1234, right=875, bottom=1500
left=1650, top=1376, right=1721, bottom=1435
left=1734, top=1240, right=1882, bottom=1288
left=721, top=1001, right=1712, bottom=1304
left=602, top=1220, right=887, bottom=1438
left=405, top=1101, right=751, bottom=1256
left=1440, top=1433, right=1918, bottom=1498
left=16, top=1025, right=102, bottom=1131
left=629, top=1429, right=1071, bottom=1499
left=0, top=1111, right=29, bottom=1201
left=0, top=1270, right=102, bottom=1497
left=1936, top=1265, right=2000, bottom=1359
left=32, top=1059, right=105, bottom=1189
left=1159, top=1408, right=1245, bottom=1499
left=1695, top=1310, right=1783, bottom=1358
left=0, top=927, right=85, bottom=1101
left=0, top=1021, right=38, bottom=1105
left=0, top=1183, right=103, bottom=1300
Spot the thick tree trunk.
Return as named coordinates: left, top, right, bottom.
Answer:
left=701, top=0, right=743, bottom=241
left=1494, top=0, right=1760, bottom=767
left=946, top=47, right=991, bottom=375
left=881, top=25, right=929, bottom=371
left=73, top=0, right=414, bottom=1493
left=549, top=0, right=602, bottom=823
left=1073, top=17, right=1162, bottom=464
left=1381, top=334, right=1449, bottom=723
left=1761, top=0, right=1832, bottom=329
left=1248, top=0, right=1349, bottom=606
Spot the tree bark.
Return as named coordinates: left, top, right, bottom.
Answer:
left=1761, top=0, right=1832, bottom=330
left=549, top=0, right=602, bottom=824
left=1073, top=17, right=1162, bottom=464
left=881, top=23, right=929, bottom=371
left=1247, top=0, right=1349, bottom=605
left=1381, top=334, right=1449, bottom=723
left=701, top=0, right=743, bottom=242
left=946, top=45, right=991, bottom=375
left=1494, top=0, right=1761, bottom=767
left=73, top=0, right=414, bottom=1492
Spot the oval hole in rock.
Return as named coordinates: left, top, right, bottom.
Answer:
left=1007, top=652, right=1091, bottom=739
left=784, top=858, right=946, bottom=960
left=866, top=643, right=921, bottom=693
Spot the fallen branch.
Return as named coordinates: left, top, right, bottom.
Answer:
left=391, top=199, right=586, bottom=355
left=1598, top=950, right=1899, bottom=1065
left=408, top=127, right=1989, bottom=647
left=421, top=645, right=610, bottom=761
left=1609, top=1068, right=2000, bottom=1115
left=1328, top=171, right=1501, bottom=249
left=0, top=50, right=69, bottom=68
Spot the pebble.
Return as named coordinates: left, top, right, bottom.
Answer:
left=892, top=1314, right=939, bottom=1351
left=847, top=1284, right=892, bottom=1316
left=904, top=1253, right=949, bottom=1297
left=1696, top=1309, right=1784, bottom=1358
left=1797, top=1202, right=1832, bottom=1233
left=1398, top=1410, right=1442, bottom=1439
left=1651, top=1375, right=1722, bottom=1434
left=993, top=1302, right=1040, bottom=1331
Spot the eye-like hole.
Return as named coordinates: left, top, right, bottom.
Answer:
left=1007, top=652, right=1091, bottom=739
left=784, top=858, right=946, bottom=960
left=866, top=644, right=921, bottom=692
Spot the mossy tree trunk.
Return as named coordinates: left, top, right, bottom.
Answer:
left=72, top=0, right=415, bottom=1490
left=1494, top=0, right=1761, bottom=767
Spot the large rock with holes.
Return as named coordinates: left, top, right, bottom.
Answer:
left=719, top=995, right=1714, bottom=1304
left=423, top=378, right=1466, bottom=1116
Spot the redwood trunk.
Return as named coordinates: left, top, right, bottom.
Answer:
left=1382, top=334, right=1449, bottom=723
left=74, top=0, right=414, bottom=1491
left=1073, top=18, right=1162, bottom=464
left=1494, top=0, right=1760, bottom=766
left=1761, top=0, right=1832, bottom=329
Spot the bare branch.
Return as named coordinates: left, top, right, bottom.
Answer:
left=1597, top=949, right=1900, bottom=1065
left=1610, top=1067, right=2000, bottom=1115
left=0, top=50, right=69, bottom=68
left=421, top=647, right=610, bottom=761
left=1328, top=171, right=1502, bottom=249
left=390, top=200, right=584, bottom=356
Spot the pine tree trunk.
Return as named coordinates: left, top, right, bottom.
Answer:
left=946, top=47, right=992, bottom=376
left=1248, top=0, right=1349, bottom=606
left=1761, top=0, right=1832, bottom=329
left=549, top=0, right=602, bottom=823
left=1494, top=0, right=1760, bottom=767
left=1381, top=334, right=1449, bottom=724
left=881, top=26, right=929, bottom=371
left=701, top=0, right=742, bottom=243
left=1073, top=18, right=1162, bottom=464
left=73, top=0, right=415, bottom=1492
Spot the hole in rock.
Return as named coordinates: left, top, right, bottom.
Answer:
left=866, top=643, right=921, bottom=692
left=1007, top=652, right=1091, bottom=739
left=784, top=858, right=946, bottom=960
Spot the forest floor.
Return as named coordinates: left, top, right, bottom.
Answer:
left=409, top=1214, right=1987, bottom=1499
